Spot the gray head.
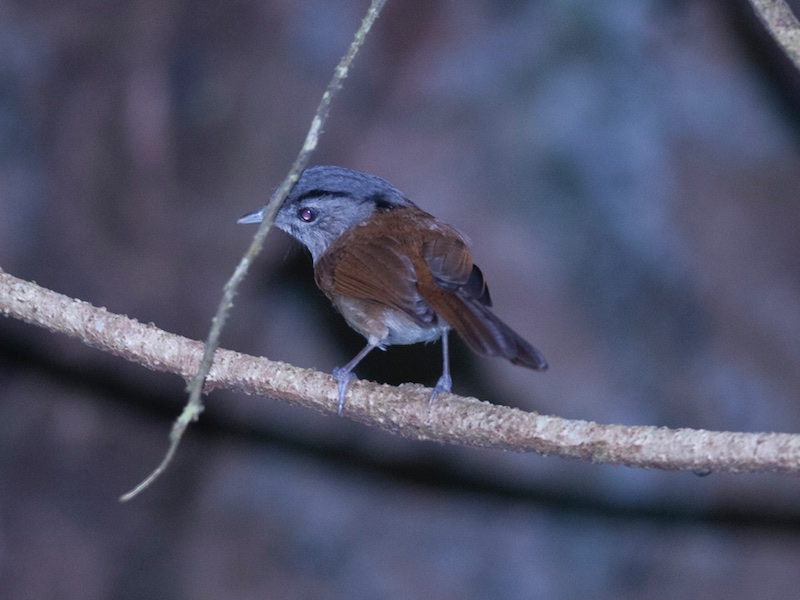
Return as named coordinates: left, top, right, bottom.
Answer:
left=238, top=166, right=413, bottom=263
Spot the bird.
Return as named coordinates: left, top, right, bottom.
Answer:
left=238, top=166, right=547, bottom=414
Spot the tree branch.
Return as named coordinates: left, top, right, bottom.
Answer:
left=6, top=3, right=800, bottom=498
left=122, top=0, right=388, bottom=500
left=748, top=0, right=800, bottom=69
left=3, top=268, right=799, bottom=476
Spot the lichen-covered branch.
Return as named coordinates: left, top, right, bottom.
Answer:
left=123, top=0, right=389, bottom=500
left=2, top=268, right=799, bottom=476
left=749, top=0, right=800, bottom=69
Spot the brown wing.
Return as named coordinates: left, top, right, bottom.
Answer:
left=315, top=232, right=437, bottom=328
left=420, top=230, right=547, bottom=370
left=423, top=234, right=492, bottom=306
left=422, top=236, right=471, bottom=289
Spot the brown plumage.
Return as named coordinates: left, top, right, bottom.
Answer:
left=238, top=166, right=547, bottom=414
left=315, top=208, right=547, bottom=370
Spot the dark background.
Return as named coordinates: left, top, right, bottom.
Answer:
left=1, top=1, right=800, bottom=598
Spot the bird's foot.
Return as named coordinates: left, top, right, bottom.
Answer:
left=429, top=373, right=452, bottom=406
left=332, top=367, right=357, bottom=415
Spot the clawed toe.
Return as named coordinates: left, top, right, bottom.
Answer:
left=429, top=373, right=452, bottom=406
left=332, top=367, right=356, bottom=415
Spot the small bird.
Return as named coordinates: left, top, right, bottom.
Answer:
left=239, top=166, right=547, bottom=414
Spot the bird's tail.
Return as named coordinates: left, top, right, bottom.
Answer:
left=438, top=294, right=548, bottom=371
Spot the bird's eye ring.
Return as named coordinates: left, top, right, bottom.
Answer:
left=298, top=207, right=316, bottom=223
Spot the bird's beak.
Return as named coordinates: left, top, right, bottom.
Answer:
left=237, top=207, right=265, bottom=224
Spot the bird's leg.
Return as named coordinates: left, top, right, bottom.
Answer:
left=430, top=330, right=452, bottom=405
left=332, top=342, right=377, bottom=415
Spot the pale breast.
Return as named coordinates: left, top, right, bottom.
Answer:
left=332, top=294, right=448, bottom=347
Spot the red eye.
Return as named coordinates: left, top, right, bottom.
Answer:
left=298, top=207, right=316, bottom=222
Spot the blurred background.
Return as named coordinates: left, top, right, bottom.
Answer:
left=1, top=0, right=800, bottom=598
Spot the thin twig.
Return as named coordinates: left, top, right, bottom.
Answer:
left=748, top=0, right=800, bottom=69
left=120, top=0, right=389, bottom=501
left=2, top=268, right=800, bottom=475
